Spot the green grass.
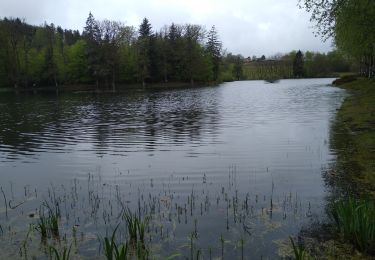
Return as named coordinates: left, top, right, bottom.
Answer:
left=329, top=197, right=375, bottom=253
left=334, top=78, right=375, bottom=195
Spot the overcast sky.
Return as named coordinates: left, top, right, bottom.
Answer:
left=1, top=0, right=333, bottom=57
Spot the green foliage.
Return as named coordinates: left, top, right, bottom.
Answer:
left=35, top=213, right=48, bottom=240
left=123, top=208, right=138, bottom=242
left=103, top=225, right=128, bottom=260
left=135, top=240, right=149, bottom=259
left=300, top=0, right=375, bottom=77
left=206, top=26, right=222, bottom=81
left=65, top=40, right=90, bottom=83
left=329, top=197, right=375, bottom=253
left=289, top=237, right=311, bottom=260
left=232, top=55, right=243, bottom=80
left=35, top=201, right=60, bottom=240
left=3, top=13, right=355, bottom=88
left=123, top=208, right=149, bottom=243
left=0, top=15, right=224, bottom=89
left=293, top=50, right=305, bottom=77
left=49, top=244, right=72, bottom=260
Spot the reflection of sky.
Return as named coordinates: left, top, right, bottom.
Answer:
left=0, top=79, right=345, bottom=197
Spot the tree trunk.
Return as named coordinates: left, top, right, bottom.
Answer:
left=112, top=70, right=116, bottom=92
left=54, top=74, right=58, bottom=87
left=164, top=68, right=168, bottom=83
left=369, top=54, right=374, bottom=78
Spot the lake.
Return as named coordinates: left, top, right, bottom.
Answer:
left=0, top=79, right=345, bottom=259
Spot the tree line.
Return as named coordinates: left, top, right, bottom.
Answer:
left=226, top=49, right=353, bottom=80
left=0, top=10, right=362, bottom=89
left=300, top=0, right=375, bottom=78
left=0, top=13, right=223, bottom=89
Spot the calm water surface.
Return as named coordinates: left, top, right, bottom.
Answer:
left=0, top=79, right=345, bottom=259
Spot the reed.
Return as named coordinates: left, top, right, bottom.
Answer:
left=329, top=197, right=375, bottom=253
left=137, top=216, right=149, bottom=243
left=35, top=203, right=60, bottom=240
left=123, top=208, right=149, bottom=244
left=49, top=244, right=72, bottom=260
left=103, top=225, right=129, bottom=260
left=135, top=241, right=149, bottom=259
left=36, top=214, right=48, bottom=241
left=123, top=208, right=138, bottom=242
left=289, top=237, right=310, bottom=260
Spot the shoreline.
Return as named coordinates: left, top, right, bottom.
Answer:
left=0, top=77, right=339, bottom=94
left=302, top=77, right=375, bottom=259
left=332, top=77, right=375, bottom=196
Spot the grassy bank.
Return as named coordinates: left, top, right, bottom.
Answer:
left=333, top=78, right=375, bottom=195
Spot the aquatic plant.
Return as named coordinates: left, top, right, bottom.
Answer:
left=195, top=248, right=201, bottom=260
left=49, top=213, right=60, bottom=237
left=330, top=197, right=375, bottom=253
left=289, top=237, right=310, bottom=260
left=240, top=238, right=244, bottom=260
left=220, top=234, right=224, bottom=259
left=35, top=202, right=60, bottom=240
left=123, top=208, right=139, bottom=242
left=49, top=244, right=72, bottom=260
left=165, top=253, right=182, bottom=260
left=0, top=168, right=315, bottom=258
left=0, top=187, right=8, bottom=220
left=36, top=214, right=48, bottom=240
left=123, top=208, right=149, bottom=244
left=103, top=225, right=129, bottom=260
left=137, top=215, right=149, bottom=243
left=135, top=241, right=149, bottom=259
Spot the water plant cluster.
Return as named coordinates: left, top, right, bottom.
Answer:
left=0, top=168, right=317, bottom=259
left=329, top=197, right=375, bottom=254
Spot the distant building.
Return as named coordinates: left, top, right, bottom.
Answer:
left=244, top=57, right=252, bottom=64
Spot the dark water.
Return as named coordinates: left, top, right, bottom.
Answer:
left=0, top=79, right=345, bottom=259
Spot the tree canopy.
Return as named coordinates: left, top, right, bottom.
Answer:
left=300, top=0, right=375, bottom=77
left=0, top=14, right=225, bottom=89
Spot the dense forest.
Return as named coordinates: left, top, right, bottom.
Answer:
left=0, top=13, right=223, bottom=89
left=0, top=13, right=355, bottom=89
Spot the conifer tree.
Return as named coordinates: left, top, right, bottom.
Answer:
left=293, top=50, right=305, bottom=77
left=83, top=12, right=102, bottom=88
left=137, top=18, right=152, bottom=87
left=206, top=26, right=222, bottom=81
